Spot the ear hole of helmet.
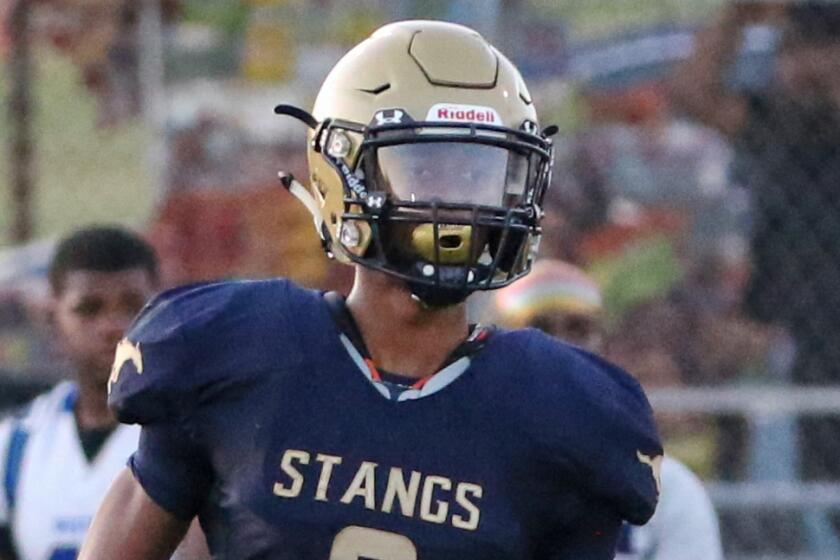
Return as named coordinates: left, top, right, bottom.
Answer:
left=488, top=227, right=528, bottom=274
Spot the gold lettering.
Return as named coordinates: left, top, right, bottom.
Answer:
left=330, top=526, right=417, bottom=560
left=314, top=453, right=343, bottom=502
left=382, top=468, right=421, bottom=517
left=340, top=461, right=378, bottom=510
left=637, top=451, right=663, bottom=495
left=271, top=449, right=482, bottom=533
left=452, top=483, right=483, bottom=530
left=419, top=475, right=451, bottom=524
left=108, top=339, right=143, bottom=394
left=273, top=449, right=310, bottom=498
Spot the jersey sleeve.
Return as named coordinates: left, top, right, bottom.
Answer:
left=108, top=284, right=201, bottom=425
left=128, top=420, right=213, bottom=520
left=573, top=348, right=663, bottom=525
left=108, top=279, right=298, bottom=520
left=540, top=502, right=622, bottom=560
left=649, top=457, right=723, bottom=560
left=511, top=333, right=664, bottom=526
left=107, top=283, right=226, bottom=519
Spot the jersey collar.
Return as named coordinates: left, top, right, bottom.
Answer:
left=324, top=291, right=493, bottom=402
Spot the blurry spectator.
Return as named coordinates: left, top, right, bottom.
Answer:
left=34, top=0, right=181, bottom=126
left=492, top=259, right=723, bottom=560
left=607, top=269, right=775, bottom=481
left=0, top=226, right=159, bottom=560
left=0, top=297, right=47, bottom=375
left=0, top=294, right=57, bottom=412
left=491, top=260, right=604, bottom=349
left=670, top=1, right=840, bottom=485
left=539, top=143, right=610, bottom=264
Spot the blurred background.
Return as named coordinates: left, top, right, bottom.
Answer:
left=2, top=1, right=840, bottom=557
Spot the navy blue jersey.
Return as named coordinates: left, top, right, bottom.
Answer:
left=109, top=279, right=661, bottom=559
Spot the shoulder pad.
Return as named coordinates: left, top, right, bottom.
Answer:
left=490, top=329, right=663, bottom=524
left=108, top=279, right=307, bottom=424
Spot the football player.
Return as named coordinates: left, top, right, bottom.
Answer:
left=492, top=259, right=723, bottom=560
left=81, top=21, right=662, bottom=559
left=0, top=227, right=158, bottom=560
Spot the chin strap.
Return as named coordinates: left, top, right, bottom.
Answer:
left=407, top=281, right=470, bottom=308
left=404, top=260, right=488, bottom=308
left=278, top=172, right=334, bottom=256
left=278, top=172, right=324, bottom=232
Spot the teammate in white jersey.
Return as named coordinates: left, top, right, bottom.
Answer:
left=614, top=456, right=721, bottom=560
left=492, top=259, right=723, bottom=560
left=0, top=226, right=159, bottom=560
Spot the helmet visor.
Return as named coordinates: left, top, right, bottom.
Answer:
left=374, top=142, right=529, bottom=207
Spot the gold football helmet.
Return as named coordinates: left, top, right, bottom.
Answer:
left=276, top=20, right=555, bottom=305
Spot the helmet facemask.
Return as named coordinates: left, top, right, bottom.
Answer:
left=315, top=115, right=555, bottom=306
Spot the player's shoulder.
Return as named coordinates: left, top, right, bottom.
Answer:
left=491, top=327, right=650, bottom=412
left=129, top=277, right=316, bottom=341
left=109, top=277, right=323, bottom=424
left=128, top=277, right=326, bottom=355
left=485, top=327, right=657, bottom=454
left=485, top=328, right=662, bottom=524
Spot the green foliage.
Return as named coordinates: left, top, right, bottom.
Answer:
left=0, top=50, right=154, bottom=247
left=589, top=235, right=684, bottom=323
left=181, top=0, right=250, bottom=36
left=529, top=0, right=725, bottom=40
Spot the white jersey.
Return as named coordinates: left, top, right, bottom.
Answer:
left=615, top=456, right=722, bottom=560
left=0, top=381, right=139, bottom=560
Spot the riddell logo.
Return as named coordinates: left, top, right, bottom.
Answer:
left=427, top=104, right=500, bottom=124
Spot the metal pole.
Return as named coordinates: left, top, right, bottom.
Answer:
left=7, top=0, right=35, bottom=243
left=138, top=0, right=168, bottom=204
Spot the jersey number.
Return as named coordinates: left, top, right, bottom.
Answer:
left=329, top=526, right=417, bottom=560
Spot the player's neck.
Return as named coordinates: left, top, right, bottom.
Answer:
left=346, top=268, right=469, bottom=379
left=74, top=374, right=117, bottom=429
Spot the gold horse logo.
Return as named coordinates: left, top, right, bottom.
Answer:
left=637, top=451, right=663, bottom=495
left=108, top=339, right=143, bottom=394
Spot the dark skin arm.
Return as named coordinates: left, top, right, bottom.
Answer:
left=173, top=519, right=211, bottom=560
left=78, top=468, right=190, bottom=560
left=668, top=3, right=786, bottom=138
